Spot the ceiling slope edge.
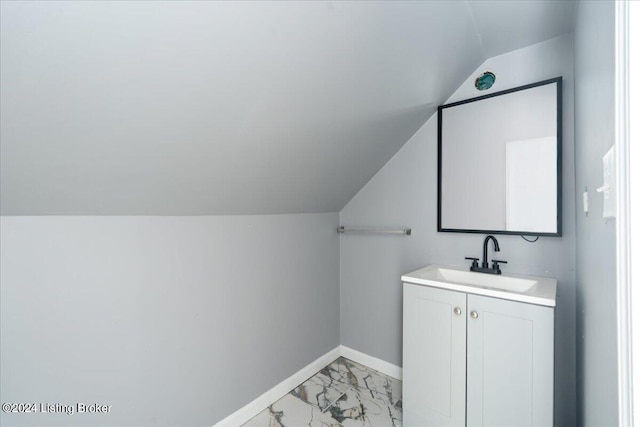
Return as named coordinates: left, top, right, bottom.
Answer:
left=338, top=32, right=574, bottom=214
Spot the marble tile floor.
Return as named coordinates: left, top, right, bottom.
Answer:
left=241, top=357, right=402, bottom=427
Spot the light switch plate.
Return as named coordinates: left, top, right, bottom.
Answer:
left=583, top=190, right=589, bottom=215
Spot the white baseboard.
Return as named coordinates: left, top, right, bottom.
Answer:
left=339, top=345, right=403, bottom=380
left=213, top=346, right=341, bottom=427
left=213, top=345, right=402, bottom=427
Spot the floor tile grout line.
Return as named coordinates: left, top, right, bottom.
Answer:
left=316, top=357, right=402, bottom=425
left=320, top=390, right=347, bottom=414
left=242, top=356, right=401, bottom=427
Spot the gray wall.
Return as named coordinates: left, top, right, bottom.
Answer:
left=574, top=1, right=618, bottom=425
left=0, top=213, right=340, bottom=426
left=339, top=34, right=576, bottom=426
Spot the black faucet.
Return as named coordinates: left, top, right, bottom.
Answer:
left=481, top=235, right=499, bottom=268
left=465, top=235, right=508, bottom=275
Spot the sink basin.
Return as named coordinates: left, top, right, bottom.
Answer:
left=429, top=267, right=537, bottom=293
left=401, top=265, right=556, bottom=306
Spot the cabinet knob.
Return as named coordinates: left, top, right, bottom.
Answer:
left=470, top=311, right=478, bottom=319
left=453, top=307, right=462, bottom=315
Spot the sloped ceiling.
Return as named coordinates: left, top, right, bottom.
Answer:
left=0, top=1, right=575, bottom=215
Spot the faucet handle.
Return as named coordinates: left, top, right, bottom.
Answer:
left=465, top=257, right=480, bottom=268
left=491, top=259, right=507, bottom=273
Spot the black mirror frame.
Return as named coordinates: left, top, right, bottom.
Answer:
left=437, top=77, right=563, bottom=237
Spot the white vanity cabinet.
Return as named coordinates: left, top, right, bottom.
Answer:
left=403, top=277, right=555, bottom=427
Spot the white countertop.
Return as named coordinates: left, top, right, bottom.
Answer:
left=401, top=264, right=557, bottom=307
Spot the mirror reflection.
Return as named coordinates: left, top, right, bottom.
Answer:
left=438, top=78, right=562, bottom=236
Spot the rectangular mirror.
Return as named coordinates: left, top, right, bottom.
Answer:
left=438, top=77, right=562, bottom=236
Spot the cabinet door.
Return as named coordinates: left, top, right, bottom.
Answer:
left=403, top=284, right=467, bottom=427
left=467, top=294, right=554, bottom=427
